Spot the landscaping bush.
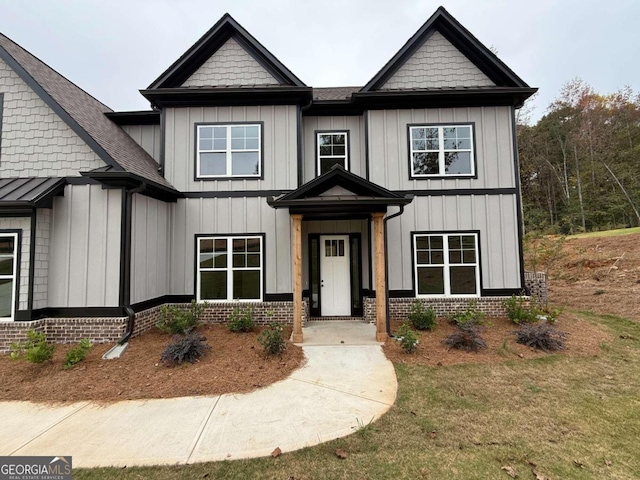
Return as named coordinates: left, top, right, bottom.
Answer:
left=63, top=339, right=93, bottom=369
left=160, top=332, right=211, bottom=366
left=407, top=300, right=436, bottom=331
left=447, top=300, right=485, bottom=328
left=157, top=300, right=206, bottom=335
left=258, top=322, right=286, bottom=356
left=395, top=323, right=419, bottom=353
left=515, top=323, right=567, bottom=352
left=10, top=330, right=55, bottom=364
left=503, top=295, right=561, bottom=325
left=443, top=324, right=487, bottom=352
left=227, top=304, right=255, bottom=333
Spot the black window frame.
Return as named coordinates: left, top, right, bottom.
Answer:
left=194, top=121, right=265, bottom=181
left=315, top=130, right=350, bottom=177
left=407, top=122, right=477, bottom=179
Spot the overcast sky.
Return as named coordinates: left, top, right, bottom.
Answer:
left=1, top=0, right=638, bottom=122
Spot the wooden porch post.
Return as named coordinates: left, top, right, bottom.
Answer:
left=291, top=214, right=304, bottom=343
left=372, top=212, right=388, bottom=342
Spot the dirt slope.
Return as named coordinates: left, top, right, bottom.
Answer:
left=540, top=232, right=640, bottom=321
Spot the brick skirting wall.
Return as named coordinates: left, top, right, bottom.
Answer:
left=524, top=271, right=548, bottom=304
left=364, top=296, right=523, bottom=323
left=0, top=317, right=127, bottom=353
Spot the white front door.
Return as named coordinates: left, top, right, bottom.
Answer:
left=320, top=235, right=350, bottom=316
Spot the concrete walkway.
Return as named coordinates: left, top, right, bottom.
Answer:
left=0, top=328, right=396, bottom=468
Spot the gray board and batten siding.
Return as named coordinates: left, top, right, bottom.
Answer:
left=164, top=105, right=298, bottom=192
left=120, top=124, right=161, bottom=163
left=47, top=185, right=122, bottom=308
left=367, top=106, right=516, bottom=190
left=130, top=193, right=171, bottom=305
left=301, top=116, right=366, bottom=183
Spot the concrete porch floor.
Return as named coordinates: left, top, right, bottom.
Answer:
left=296, top=320, right=383, bottom=346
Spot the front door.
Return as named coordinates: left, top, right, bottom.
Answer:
left=320, top=235, right=350, bottom=316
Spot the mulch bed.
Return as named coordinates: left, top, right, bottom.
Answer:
left=383, top=313, right=611, bottom=366
left=0, top=324, right=305, bottom=403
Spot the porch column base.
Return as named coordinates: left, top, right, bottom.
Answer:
left=376, top=332, right=388, bottom=342
left=292, top=333, right=304, bottom=343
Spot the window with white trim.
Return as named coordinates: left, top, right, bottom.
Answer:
left=197, top=235, right=263, bottom=301
left=0, top=233, right=18, bottom=320
left=197, top=124, right=261, bottom=178
left=317, top=131, right=348, bottom=175
left=413, top=233, right=479, bottom=296
left=410, top=125, right=474, bottom=177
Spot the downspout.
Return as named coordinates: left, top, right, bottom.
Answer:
left=383, top=205, right=405, bottom=337
left=118, top=182, right=146, bottom=345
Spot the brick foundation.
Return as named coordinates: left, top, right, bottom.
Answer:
left=524, top=271, right=547, bottom=304
left=0, top=317, right=127, bottom=353
left=364, top=296, right=522, bottom=323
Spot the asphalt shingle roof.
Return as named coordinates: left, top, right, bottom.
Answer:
left=0, top=33, right=174, bottom=189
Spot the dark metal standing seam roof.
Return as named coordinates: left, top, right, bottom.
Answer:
left=0, top=177, right=66, bottom=207
left=0, top=33, right=175, bottom=190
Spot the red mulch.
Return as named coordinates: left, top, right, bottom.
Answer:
left=0, top=324, right=305, bottom=404
left=383, top=313, right=611, bottom=366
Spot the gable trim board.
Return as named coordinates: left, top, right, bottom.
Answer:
left=361, top=6, right=530, bottom=92
left=148, top=14, right=306, bottom=89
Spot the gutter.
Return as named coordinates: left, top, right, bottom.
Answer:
left=383, top=204, right=407, bottom=337
left=118, top=182, right=146, bottom=346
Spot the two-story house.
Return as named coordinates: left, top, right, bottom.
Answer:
left=0, top=7, right=536, bottom=350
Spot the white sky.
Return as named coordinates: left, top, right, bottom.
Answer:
left=1, top=0, right=638, bottom=122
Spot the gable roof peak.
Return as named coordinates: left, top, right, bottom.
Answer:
left=360, top=6, right=530, bottom=92
left=148, top=13, right=306, bottom=89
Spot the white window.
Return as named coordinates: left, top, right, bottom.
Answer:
left=197, top=235, right=263, bottom=301
left=0, top=233, right=18, bottom=320
left=413, top=233, right=479, bottom=297
left=317, top=131, right=348, bottom=175
left=409, top=125, right=474, bottom=177
left=197, top=124, right=261, bottom=178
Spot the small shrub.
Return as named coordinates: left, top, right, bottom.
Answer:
left=63, top=339, right=93, bottom=369
left=594, top=289, right=606, bottom=296
left=503, top=295, right=561, bottom=325
left=515, top=323, right=567, bottom=352
left=407, top=300, right=436, bottom=331
left=448, top=300, right=485, bottom=328
left=157, top=300, right=206, bottom=335
left=395, top=323, right=419, bottom=353
left=227, top=304, right=256, bottom=333
left=443, top=324, right=487, bottom=352
left=503, top=295, right=539, bottom=324
left=258, top=322, right=287, bottom=356
left=160, top=332, right=211, bottom=366
left=10, top=330, right=55, bottom=364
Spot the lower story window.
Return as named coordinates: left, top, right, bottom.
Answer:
left=197, top=235, right=263, bottom=301
left=413, top=232, right=479, bottom=296
left=0, top=233, right=18, bottom=320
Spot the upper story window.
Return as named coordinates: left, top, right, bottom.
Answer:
left=196, top=123, right=262, bottom=178
left=317, top=131, right=348, bottom=175
left=409, top=124, right=475, bottom=178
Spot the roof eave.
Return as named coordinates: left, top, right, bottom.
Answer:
left=81, top=171, right=180, bottom=202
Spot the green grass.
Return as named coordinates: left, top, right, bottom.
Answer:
left=77, top=312, right=640, bottom=480
left=568, top=226, right=640, bottom=239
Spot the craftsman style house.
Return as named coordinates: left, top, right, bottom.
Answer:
left=0, top=7, right=536, bottom=348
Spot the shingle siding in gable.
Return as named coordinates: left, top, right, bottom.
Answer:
left=0, top=58, right=103, bottom=177
left=381, top=31, right=495, bottom=89
left=182, top=37, right=279, bottom=87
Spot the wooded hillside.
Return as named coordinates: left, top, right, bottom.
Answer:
left=517, top=80, right=640, bottom=234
